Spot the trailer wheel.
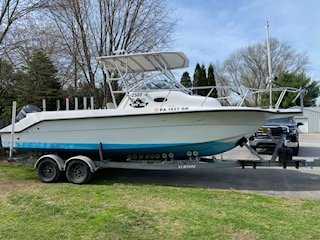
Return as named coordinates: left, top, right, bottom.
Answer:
left=66, top=160, right=92, bottom=184
left=37, top=158, right=61, bottom=183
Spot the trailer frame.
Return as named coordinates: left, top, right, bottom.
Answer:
left=31, top=135, right=320, bottom=184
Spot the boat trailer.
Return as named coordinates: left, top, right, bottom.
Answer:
left=94, top=142, right=318, bottom=171
left=27, top=134, right=320, bottom=184
left=93, top=135, right=319, bottom=170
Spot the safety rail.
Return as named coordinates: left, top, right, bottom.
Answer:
left=120, top=85, right=305, bottom=110
left=192, top=85, right=304, bottom=109
left=98, top=51, right=305, bottom=110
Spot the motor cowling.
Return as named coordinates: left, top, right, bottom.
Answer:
left=16, top=105, right=41, bottom=121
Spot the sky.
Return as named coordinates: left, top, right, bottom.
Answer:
left=171, top=0, right=320, bottom=82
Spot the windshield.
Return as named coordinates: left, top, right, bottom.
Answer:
left=136, top=78, right=181, bottom=90
left=266, top=117, right=293, bottom=125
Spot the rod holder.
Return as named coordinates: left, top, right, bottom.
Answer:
left=66, top=98, right=69, bottom=111
left=75, top=97, right=78, bottom=110
left=83, top=97, right=87, bottom=110
left=9, top=101, right=17, bottom=160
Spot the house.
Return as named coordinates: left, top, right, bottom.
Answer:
left=295, top=107, right=320, bottom=133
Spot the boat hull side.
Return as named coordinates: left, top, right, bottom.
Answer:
left=2, top=139, right=238, bottom=158
left=0, top=110, right=272, bottom=158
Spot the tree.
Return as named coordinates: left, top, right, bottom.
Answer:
left=0, top=59, right=16, bottom=118
left=192, top=63, right=218, bottom=97
left=269, top=73, right=319, bottom=108
left=2, top=15, right=72, bottom=86
left=46, top=0, right=177, bottom=106
left=16, top=50, right=61, bottom=110
left=220, top=38, right=309, bottom=105
left=0, top=0, right=177, bottom=109
left=0, top=59, right=14, bottom=99
left=193, top=63, right=201, bottom=94
left=207, top=63, right=218, bottom=98
left=180, top=71, right=192, bottom=88
left=198, top=64, right=207, bottom=95
left=0, top=0, right=44, bottom=50
left=193, top=63, right=207, bottom=95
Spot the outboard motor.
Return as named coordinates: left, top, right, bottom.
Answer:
left=16, top=105, right=41, bottom=121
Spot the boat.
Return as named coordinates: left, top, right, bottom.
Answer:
left=0, top=51, right=302, bottom=160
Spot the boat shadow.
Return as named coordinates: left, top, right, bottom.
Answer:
left=92, top=167, right=320, bottom=192
left=298, top=146, right=320, bottom=158
left=256, top=146, right=320, bottom=158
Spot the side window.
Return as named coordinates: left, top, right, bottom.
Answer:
left=154, top=97, right=167, bottom=102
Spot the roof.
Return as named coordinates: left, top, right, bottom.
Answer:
left=98, top=51, right=189, bottom=73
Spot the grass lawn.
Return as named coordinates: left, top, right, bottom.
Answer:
left=0, top=161, right=320, bottom=240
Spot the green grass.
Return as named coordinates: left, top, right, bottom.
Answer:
left=1, top=162, right=320, bottom=240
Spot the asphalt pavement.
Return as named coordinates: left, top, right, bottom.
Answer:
left=101, top=134, right=320, bottom=199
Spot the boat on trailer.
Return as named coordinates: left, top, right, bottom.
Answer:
left=0, top=51, right=304, bottom=184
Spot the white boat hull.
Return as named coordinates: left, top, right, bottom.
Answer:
left=0, top=108, right=274, bottom=158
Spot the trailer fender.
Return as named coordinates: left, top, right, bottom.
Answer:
left=65, top=155, right=99, bottom=173
left=34, top=154, right=65, bottom=171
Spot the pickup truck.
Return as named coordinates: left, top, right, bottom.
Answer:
left=249, top=117, right=303, bottom=156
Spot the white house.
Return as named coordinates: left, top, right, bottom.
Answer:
left=295, top=107, right=320, bottom=133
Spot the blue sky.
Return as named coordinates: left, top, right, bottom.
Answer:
left=172, top=0, right=320, bottom=82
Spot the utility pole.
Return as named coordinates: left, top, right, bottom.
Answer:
left=265, top=21, right=273, bottom=109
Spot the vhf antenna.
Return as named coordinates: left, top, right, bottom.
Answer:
left=265, top=21, right=273, bottom=109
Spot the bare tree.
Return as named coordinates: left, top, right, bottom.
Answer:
left=218, top=38, right=309, bottom=106
left=2, top=12, right=76, bottom=89
left=46, top=0, right=177, bottom=105
left=0, top=0, right=44, bottom=52
left=211, top=61, right=232, bottom=105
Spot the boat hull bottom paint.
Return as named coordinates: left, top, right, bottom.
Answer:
left=3, top=139, right=238, bottom=159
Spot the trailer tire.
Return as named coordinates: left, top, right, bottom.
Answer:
left=37, top=158, right=61, bottom=183
left=66, top=160, right=92, bottom=184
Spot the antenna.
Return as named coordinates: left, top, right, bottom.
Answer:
left=265, top=21, right=273, bottom=108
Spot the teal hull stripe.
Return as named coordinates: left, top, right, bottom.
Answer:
left=14, top=142, right=184, bottom=150
left=12, top=140, right=237, bottom=156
